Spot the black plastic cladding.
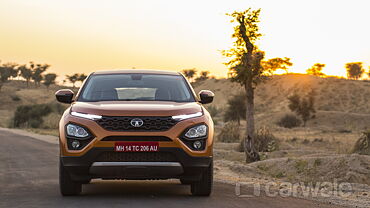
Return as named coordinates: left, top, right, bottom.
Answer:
left=96, top=151, right=178, bottom=162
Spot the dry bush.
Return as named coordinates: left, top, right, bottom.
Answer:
left=217, top=122, right=240, bottom=143
left=255, top=127, right=279, bottom=152
left=41, top=112, right=61, bottom=129
left=11, top=102, right=65, bottom=129
left=206, top=105, right=220, bottom=118
left=277, top=114, right=301, bottom=128
left=12, top=104, right=52, bottom=128
left=237, top=126, right=278, bottom=152
left=352, top=130, right=370, bottom=155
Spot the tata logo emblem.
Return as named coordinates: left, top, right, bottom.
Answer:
left=130, top=118, right=144, bottom=127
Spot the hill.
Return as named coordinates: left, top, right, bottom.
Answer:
left=194, top=74, right=370, bottom=132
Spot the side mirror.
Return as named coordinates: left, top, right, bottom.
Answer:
left=199, top=90, right=214, bottom=104
left=55, top=89, right=74, bottom=104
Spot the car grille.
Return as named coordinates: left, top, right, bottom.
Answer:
left=96, top=152, right=177, bottom=162
left=96, top=116, right=177, bottom=132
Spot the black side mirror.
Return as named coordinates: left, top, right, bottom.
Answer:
left=55, top=89, right=74, bottom=104
left=199, top=90, right=214, bottom=104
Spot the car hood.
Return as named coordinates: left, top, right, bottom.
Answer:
left=70, top=101, right=203, bottom=117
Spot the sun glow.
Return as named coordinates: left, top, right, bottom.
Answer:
left=0, top=0, right=369, bottom=81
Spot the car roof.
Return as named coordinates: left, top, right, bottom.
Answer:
left=93, top=69, right=181, bottom=75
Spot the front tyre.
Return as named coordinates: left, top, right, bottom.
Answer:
left=191, top=160, right=213, bottom=196
left=59, top=159, right=82, bottom=196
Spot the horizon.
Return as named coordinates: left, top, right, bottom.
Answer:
left=0, top=0, right=369, bottom=81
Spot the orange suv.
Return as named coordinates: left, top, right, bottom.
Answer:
left=56, top=70, right=214, bottom=196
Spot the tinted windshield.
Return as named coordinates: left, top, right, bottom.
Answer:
left=78, top=74, right=195, bottom=102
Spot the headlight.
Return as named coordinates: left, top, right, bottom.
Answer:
left=185, top=124, right=207, bottom=139
left=66, top=124, right=89, bottom=138
left=172, top=112, right=203, bottom=121
left=71, top=111, right=102, bottom=120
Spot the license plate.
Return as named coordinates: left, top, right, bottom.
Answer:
left=114, top=142, right=159, bottom=152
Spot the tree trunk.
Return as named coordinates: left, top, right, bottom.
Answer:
left=244, top=80, right=260, bottom=163
left=238, top=14, right=261, bottom=163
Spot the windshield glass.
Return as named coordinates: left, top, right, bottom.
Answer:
left=79, top=74, right=195, bottom=102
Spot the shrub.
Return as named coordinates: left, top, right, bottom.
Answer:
left=49, top=102, right=67, bottom=114
left=338, top=129, right=352, bottom=133
left=301, top=139, right=310, bottom=144
left=223, top=92, right=246, bottom=124
left=314, top=158, right=322, bottom=167
left=313, top=138, right=324, bottom=143
left=287, top=91, right=316, bottom=126
left=217, top=122, right=240, bottom=143
left=237, top=127, right=279, bottom=152
left=12, top=104, right=53, bottom=128
left=352, top=130, right=370, bottom=155
left=41, top=112, right=61, bottom=129
left=277, top=114, right=301, bottom=128
left=295, top=160, right=308, bottom=174
left=254, top=127, right=279, bottom=152
left=10, top=95, right=21, bottom=101
left=206, top=105, right=219, bottom=117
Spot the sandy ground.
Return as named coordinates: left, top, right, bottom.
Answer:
left=213, top=142, right=370, bottom=208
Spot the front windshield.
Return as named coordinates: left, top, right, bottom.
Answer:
left=78, top=74, right=195, bottom=102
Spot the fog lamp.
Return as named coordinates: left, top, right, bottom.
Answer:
left=193, top=140, right=202, bottom=149
left=71, top=140, right=80, bottom=149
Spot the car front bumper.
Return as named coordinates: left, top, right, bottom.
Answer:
left=61, top=147, right=212, bottom=181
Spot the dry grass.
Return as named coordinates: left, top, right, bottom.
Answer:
left=0, top=80, right=71, bottom=128
left=26, top=128, right=59, bottom=137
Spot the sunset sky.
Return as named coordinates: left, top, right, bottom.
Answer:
left=0, top=0, right=369, bottom=82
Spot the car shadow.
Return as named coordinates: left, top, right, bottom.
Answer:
left=79, top=179, right=192, bottom=197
